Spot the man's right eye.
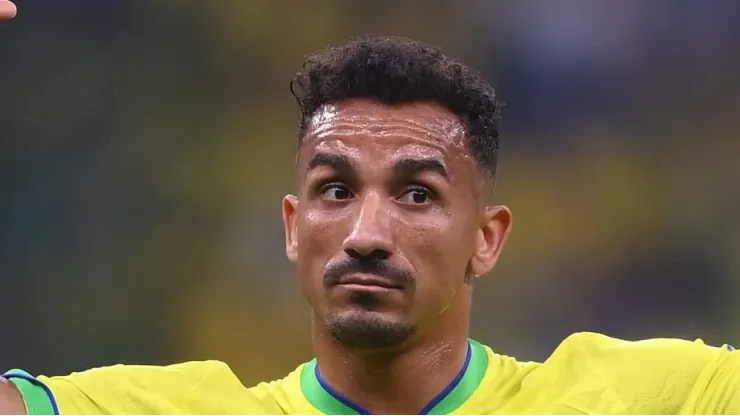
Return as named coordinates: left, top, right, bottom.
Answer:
left=320, top=184, right=354, bottom=201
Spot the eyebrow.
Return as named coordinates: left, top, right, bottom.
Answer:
left=392, top=158, right=449, bottom=181
left=306, top=153, right=449, bottom=182
left=307, top=152, right=356, bottom=176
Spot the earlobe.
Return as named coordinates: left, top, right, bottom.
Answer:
left=282, top=195, right=299, bottom=263
left=469, top=205, right=512, bottom=277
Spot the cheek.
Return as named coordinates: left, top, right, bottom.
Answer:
left=296, top=208, right=346, bottom=282
left=397, top=213, right=473, bottom=290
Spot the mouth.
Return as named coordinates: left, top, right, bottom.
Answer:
left=337, top=274, right=404, bottom=291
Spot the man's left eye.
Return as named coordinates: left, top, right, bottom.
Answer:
left=398, top=188, right=433, bottom=205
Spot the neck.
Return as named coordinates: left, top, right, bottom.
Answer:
left=312, top=311, right=470, bottom=414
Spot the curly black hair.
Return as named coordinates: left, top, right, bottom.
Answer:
left=290, top=35, right=501, bottom=183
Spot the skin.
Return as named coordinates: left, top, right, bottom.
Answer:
left=0, top=0, right=16, bottom=20
left=282, top=98, right=512, bottom=414
left=0, top=377, right=24, bottom=414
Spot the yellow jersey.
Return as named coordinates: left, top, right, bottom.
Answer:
left=4, top=332, right=739, bottom=414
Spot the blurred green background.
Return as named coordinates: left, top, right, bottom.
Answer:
left=2, top=0, right=739, bottom=386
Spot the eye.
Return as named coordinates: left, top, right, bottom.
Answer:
left=320, top=183, right=354, bottom=201
left=398, top=187, right=433, bottom=205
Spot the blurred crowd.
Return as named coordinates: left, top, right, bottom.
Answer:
left=1, top=0, right=739, bottom=385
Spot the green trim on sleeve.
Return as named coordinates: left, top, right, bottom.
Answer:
left=5, top=370, right=56, bottom=415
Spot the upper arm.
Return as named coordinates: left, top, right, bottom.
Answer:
left=0, top=376, right=26, bottom=415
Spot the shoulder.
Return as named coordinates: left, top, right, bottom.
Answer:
left=554, top=331, right=725, bottom=364
left=541, top=332, right=729, bottom=414
left=551, top=331, right=729, bottom=380
left=35, top=360, right=272, bottom=414
left=42, top=360, right=240, bottom=392
left=246, top=363, right=313, bottom=414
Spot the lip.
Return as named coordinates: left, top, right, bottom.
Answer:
left=337, top=274, right=403, bottom=290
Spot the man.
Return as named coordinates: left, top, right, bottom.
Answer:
left=1, top=2, right=739, bottom=414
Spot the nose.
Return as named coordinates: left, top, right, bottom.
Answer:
left=342, top=192, right=393, bottom=261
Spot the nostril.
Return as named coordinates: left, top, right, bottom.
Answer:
left=345, top=248, right=362, bottom=259
left=367, top=249, right=390, bottom=261
left=345, top=248, right=390, bottom=261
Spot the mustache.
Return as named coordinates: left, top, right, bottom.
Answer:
left=323, top=257, right=415, bottom=289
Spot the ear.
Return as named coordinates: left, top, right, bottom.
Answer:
left=282, top=195, right=299, bottom=264
left=469, top=205, right=512, bottom=277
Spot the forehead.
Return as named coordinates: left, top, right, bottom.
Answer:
left=299, top=99, right=471, bottom=170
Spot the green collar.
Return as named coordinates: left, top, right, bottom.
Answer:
left=300, top=340, right=488, bottom=415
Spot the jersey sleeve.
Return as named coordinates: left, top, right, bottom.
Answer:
left=2, top=369, right=59, bottom=415
left=694, top=345, right=740, bottom=414
left=5, top=360, right=253, bottom=415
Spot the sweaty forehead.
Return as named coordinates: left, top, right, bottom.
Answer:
left=301, top=99, right=468, bottom=160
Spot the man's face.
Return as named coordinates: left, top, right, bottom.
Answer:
left=283, top=99, right=511, bottom=350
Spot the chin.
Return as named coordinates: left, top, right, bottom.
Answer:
left=325, top=309, right=416, bottom=350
